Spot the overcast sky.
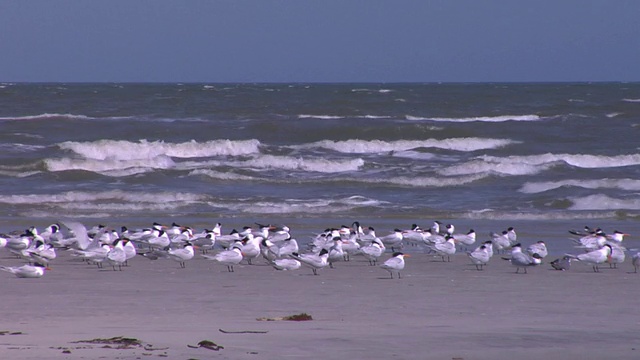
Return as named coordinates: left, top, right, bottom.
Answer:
left=1, top=1, right=638, bottom=83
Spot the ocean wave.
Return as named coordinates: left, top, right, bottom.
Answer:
left=0, top=113, right=94, bottom=121
left=58, top=139, right=261, bottom=160
left=622, top=98, right=640, bottom=103
left=356, top=173, right=487, bottom=187
left=44, top=156, right=176, bottom=174
left=438, top=160, right=551, bottom=176
left=183, top=155, right=365, bottom=173
left=460, top=209, right=620, bottom=221
left=520, top=178, right=640, bottom=194
left=568, top=194, right=640, bottom=210
left=298, top=114, right=344, bottom=119
left=405, top=114, right=542, bottom=122
left=478, top=153, right=640, bottom=169
left=210, top=195, right=386, bottom=214
left=188, top=169, right=258, bottom=181
left=294, top=138, right=515, bottom=154
left=0, top=190, right=205, bottom=205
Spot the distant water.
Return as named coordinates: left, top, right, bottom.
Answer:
left=2, top=82, right=640, bottom=256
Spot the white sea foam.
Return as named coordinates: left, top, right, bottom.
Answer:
left=211, top=195, right=385, bottom=214
left=44, top=156, right=175, bottom=174
left=182, top=155, right=364, bottom=173
left=439, top=160, right=550, bottom=176
left=58, top=139, right=261, bottom=160
left=188, top=169, right=257, bottom=181
left=460, top=210, right=619, bottom=221
left=298, top=114, right=344, bottom=119
left=294, top=138, right=515, bottom=154
left=405, top=114, right=541, bottom=122
left=520, top=178, right=640, bottom=194
left=356, top=173, right=487, bottom=187
left=622, top=98, right=640, bottom=103
left=569, top=194, right=640, bottom=210
left=0, top=190, right=205, bottom=205
left=0, top=113, right=93, bottom=121
left=606, top=112, right=622, bottom=118
left=478, top=153, right=640, bottom=169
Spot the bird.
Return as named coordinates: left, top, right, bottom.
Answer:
left=269, top=258, right=301, bottom=271
left=468, top=244, right=491, bottom=270
left=380, top=252, right=408, bottom=279
left=452, top=229, right=476, bottom=249
left=550, top=256, right=572, bottom=271
left=379, top=229, right=404, bottom=252
left=167, top=242, right=196, bottom=268
left=507, top=243, right=542, bottom=274
left=360, top=238, right=385, bottom=266
left=290, top=249, right=329, bottom=275
left=327, top=237, right=345, bottom=268
left=203, top=245, right=243, bottom=272
left=0, top=263, right=48, bottom=278
left=526, top=241, right=548, bottom=261
left=632, top=252, right=640, bottom=273
left=567, top=244, right=613, bottom=273
left=107, top=239, right=127, bottom=271
left=490, top=230, right=512, bottom=253
left=428, top=235, right=456, bottom=262
left=275, top=235, right=299, bottom=258
left=607, top=243, right=625, bottom=269
left=240, top=234, right=261, bottom=265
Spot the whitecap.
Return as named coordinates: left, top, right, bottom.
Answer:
left=44, top=155, right=175, bottom=174
left=520, top=178, right=640, bottom=194
left=294, top=138, right=516, bottom=154
left=405, top=114, right=541, bottom=122
left=0, top=113, right=93, bottom=121
left=568, top=194, right=640, bottom=210
left=622, top=98, right=640, bottom=103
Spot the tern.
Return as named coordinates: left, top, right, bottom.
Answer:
left=567, top=244, right=613, bottom=272
left=290, top=249, right=329, bottom=275
left=360, top=238, right=385, bottom=266
left=507, top=243, right=541, bottom=274
left=379, top=229, right=404, bottom=252
left=167, top=242, right=196, bottom=268
left=467, top=244, right=491, bottom=270
left=550, top=255, right=572, bottom=271
left=0, top=263, right=48, bottom=278
left=526, top=241, right=548, bottom=260
left=380, top=252, right=408, bottom=279
left=203, top=245, right=243, bottom=272
left=632, top=252, right=640, bottom=273
left=270, top=258, right=301, bottom=271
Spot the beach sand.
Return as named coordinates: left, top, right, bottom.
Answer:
left=1, top=249, right=639, bottom=360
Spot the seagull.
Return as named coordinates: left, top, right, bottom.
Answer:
left=550, top=256, right=572, bottom=271
left=507, top=243, right=541, bottom=274
left=203, top=245, right=243, bottom=272
left=0, top=263, right=48, bottom=278
left=380, top=252, right=408, bottom=279
left=567, top=244, right=613, bottom=272
left=290, top=249, right=329, bottom=275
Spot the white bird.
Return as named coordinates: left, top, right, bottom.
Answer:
left=606, top=230, right=629, bottom=244
left=276, top=235, right=299, bottom=257
left=429, top=236, right=456, bottom=262
left=452, top=229, right=476, bottom=249
left=107, top=239, right=127, bottom=271
left=215, top=229, right=241, bottom=250
left=572, top=229, right=607, bottom=250
left=401, top=224, right=425, bottom=244
left=491, top=230, right=512, bottom=253
left=270, top=258, right=301, bottom=271
left=568, top=244, right=613, bottom=273
left=167, top=242, right=196, bottom=268
left=0, top=263, right=48, bottom=278
left=327, top=238, right=344, bottom=268
left=360, top=238, right=385, bottom=266
left=122, top=238, right=137, bottom=265
left=468, top=244, right=491, bottom=270
left=607, top=243, right=625, bottom=269
left=507, top=243, right=541, bottom=274
left=379, top=229, right=403, bottom=251
left=290, top=249, right=329, bottom=275
left=241, top=234, right=261, bottom=265
left=526, top=241, right=548, bottom=260
left=260, top=238, right=279, bottom=262
left=75, top=244, right=111, bottom=268
left=203, top=245, right=243, bottom=272
left=380, top=252, right=408, bottom=279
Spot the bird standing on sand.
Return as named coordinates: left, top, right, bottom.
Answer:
left=567, top=244, right=613, bottom=273
left=290, top=248, right=329, bottom=275
left=203, top=245, right=243, bottom=272
left=380, top=252, right=408, bottom=279
left=550, top=256, right=572, bottom=271
left=507, top=243, right=541, bottom=274
left=468, top=243, right=491, bottom=271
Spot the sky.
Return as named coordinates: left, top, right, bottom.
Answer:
left=1, top=1, right=638, bottom=83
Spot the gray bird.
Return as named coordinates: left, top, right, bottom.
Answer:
left=550, top=255, right=572, bottom=271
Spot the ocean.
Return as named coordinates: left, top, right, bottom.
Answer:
left=2, top=82, right=640, bottom=256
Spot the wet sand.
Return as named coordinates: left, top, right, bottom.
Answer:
left=0, top=250, right=639, bottom=359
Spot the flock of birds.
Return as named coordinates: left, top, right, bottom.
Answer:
left=0, top=220, right=638, bottom=279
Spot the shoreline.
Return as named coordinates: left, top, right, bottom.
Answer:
left=1, top=250, right=639, bottom=359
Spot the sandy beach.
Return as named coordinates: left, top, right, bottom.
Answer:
left=1, top=248, right=639, bottom=360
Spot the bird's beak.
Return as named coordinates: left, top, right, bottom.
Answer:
left=404, top=254, right=411, bottom=258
